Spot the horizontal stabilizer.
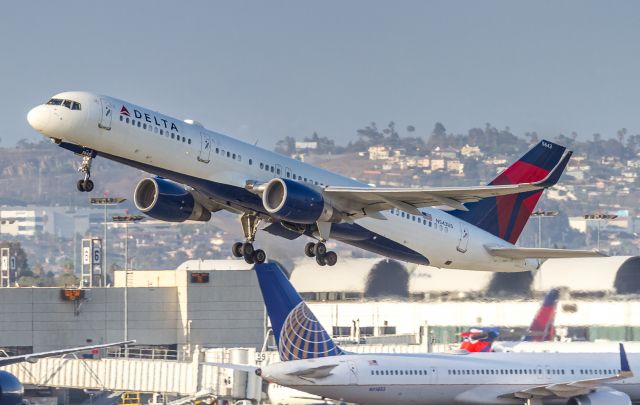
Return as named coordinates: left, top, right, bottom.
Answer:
left=204, top=362, right=259, bottom=373
left=485, top=246, right=606, bottom=259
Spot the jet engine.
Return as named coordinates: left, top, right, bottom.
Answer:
left=0, top=371, right=24, bottom=405
left=262, top=178, right=340, bottom=224
left=134, top=178, right=211, bottom=222
left=567, top=389, right=631, bottom=405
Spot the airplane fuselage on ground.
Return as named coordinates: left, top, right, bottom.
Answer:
left=261, top=351, right=640, bottom=405
left=28, top=91, right=548, bottom=271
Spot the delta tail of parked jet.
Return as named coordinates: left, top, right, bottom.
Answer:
left=28, top=92, right=602, bottom=270
left=221, top=263, right=639, bottom=405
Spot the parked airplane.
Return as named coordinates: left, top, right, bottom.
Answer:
left=0, top=340, right=133, bottom=405
left=28, top=92, right=601, bottom=269
left=219, top=263, right=639, bottom=405
left=460, top=289, right=560, bottom=352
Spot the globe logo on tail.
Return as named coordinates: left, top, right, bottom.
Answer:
left=279, top=302, right=344, bottom=361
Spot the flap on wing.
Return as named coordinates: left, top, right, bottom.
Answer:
left=324, top=151, right=571, bottom=215
left=485, top=246, right=606, bottom=259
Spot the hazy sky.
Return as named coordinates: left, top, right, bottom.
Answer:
left=2, top=1, right=639, bottom=147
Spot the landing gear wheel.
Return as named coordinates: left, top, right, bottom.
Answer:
left=324, top=251, right=338, bottom=266
left=304, top=242, right=316, bottom=257
left=243, top=252, right=255, bottom=264
left=82, top=179, right=94, bottom=192
left=241, top=242, right=255, bottom=257
left=314, top=242, right=327, bottom=257
left=77, top=180, right=86, bottom=192
left=315, top=254, right=326, bottom=266
left=253, top=249, right=266, bottom=264
left=232, top=242, right=243, bottom=258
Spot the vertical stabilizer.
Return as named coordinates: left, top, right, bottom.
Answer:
left=255, top=263, right=344, bottom=361
left=523, top=288, right=560, bottom=342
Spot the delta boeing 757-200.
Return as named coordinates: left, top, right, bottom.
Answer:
left=27, top=92, right=601, bottom=269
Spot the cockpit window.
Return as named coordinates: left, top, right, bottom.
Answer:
left=46, top=98, right=81, bottom=110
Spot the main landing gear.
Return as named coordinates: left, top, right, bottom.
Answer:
left=76, top=154, right=94, bottom=192
left=231, top=214, right=266, bottom=264
left=304, top=241, right=338, bottom=267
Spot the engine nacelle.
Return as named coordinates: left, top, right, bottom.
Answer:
left=134, top=178, right=211, bottom=222
left=262, top=178, right=340, bottom=224
left=567, top=389, right=632, bottom=405
left=0, top=371, right=24, bottom=405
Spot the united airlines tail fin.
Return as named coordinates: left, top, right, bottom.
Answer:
left=451, top=140, right=571, bottom=244
left=255, top=263, right=344, bottom=361
left=523, top=288, right=560, bottom=342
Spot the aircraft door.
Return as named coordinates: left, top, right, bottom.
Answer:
left=198, top=132, right=212, bottom=163
left=429, top=367, right=438, bottom=384
left=98, top=99, right=113, bottom=130
left=456, top=222, right=470, bottom=253
left=347, top=361, right=359, bottom=385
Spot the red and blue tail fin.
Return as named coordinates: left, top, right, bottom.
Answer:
left=255, top=263, right=344, bottom=361
left=451, top=140, right=571, bottom=244
left=459, top=327, right=500, bottom=352
left=523, top=288, right=560, bottom=342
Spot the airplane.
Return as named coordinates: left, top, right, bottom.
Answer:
left=460, top=288, right=560, bottom=352
left=0, top=340, right=133, bottom=405
left=215, top=263, right=640, bottom=405
left=27, top=92, right=602, bottom=270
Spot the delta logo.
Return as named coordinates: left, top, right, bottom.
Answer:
left=119, top=105, right=179, bottom=132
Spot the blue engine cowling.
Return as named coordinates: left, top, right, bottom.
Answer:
left=0, top=371, right=23, bottom=405
left=262, top=178, right=339, bottom=224
left=134, top=178, right=211, bottom=222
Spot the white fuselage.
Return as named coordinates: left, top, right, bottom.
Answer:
left=493, top=341, right=640, bottom=354
left=261, top=352, right=640, bottom=405
left=28, top=91, right=538, bottom=272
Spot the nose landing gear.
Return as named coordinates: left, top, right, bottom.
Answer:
left=76, top=154, right=95, bottom=192
left=304, top=242, right=338, bottom=266
left=231, top=214, right=267, bottom=264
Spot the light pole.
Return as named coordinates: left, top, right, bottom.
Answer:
left=583, top=213, right=618, bottom=251
left=530, top=210, right=559, bottom=248
left=112, top=214, right=144, bottom=353
left=90, top=197, right=126, bottom=286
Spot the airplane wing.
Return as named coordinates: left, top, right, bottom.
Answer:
left=485, top=246, right=607, bottom=259
left=324, top=151, right=571, bottom=215
left=0, top=340, right=135, bottom=367
left=501, top=343, right=633, bottom=400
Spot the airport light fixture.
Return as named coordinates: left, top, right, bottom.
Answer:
left=90, top=196, right=126, bottom=287
left=583, top=213, right=618, bottom=251
left=530, top=210, right=559, bottom=248
left=111, top=214, right=144, bottom=352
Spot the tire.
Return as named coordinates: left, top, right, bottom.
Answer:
left=232, top=242, right=243, bottom=258
left=314, top=242, right=327, bottom=257
left=77, top=180, right=85, bottom=192
left=243, top=252, right=255, bottom=264
left=325, top=251, right=338, bottom=266
left=253, top=249, right=266, bottom=264
left=315, top=254, right=326, bottom=266
left=304, top=242, right=316, bottom=257
left=241, top=242, right=254, bottom=257
left=83, top=179, right=94, bottom=192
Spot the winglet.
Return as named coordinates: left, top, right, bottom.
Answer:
left=535, top=150, right=573, bottom=188
left=620, top=343, right=632, bottom=375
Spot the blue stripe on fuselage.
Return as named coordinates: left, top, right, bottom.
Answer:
left=97, top=150, right=430, bottom=265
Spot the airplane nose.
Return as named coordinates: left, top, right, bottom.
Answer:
left=27, top=105, right=50, bottom=132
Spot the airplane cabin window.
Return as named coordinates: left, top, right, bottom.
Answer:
left=171, top=133, right=175, bottom=139
left=232, top=153, right=236, bottom=159
left=120, top=115, right=123, bottom=121
left=160, top=129, right=163, bottom=135
left=62, top=100, right=72, bottom=108
left=260, top=163, right=264, bottom=169
left=249, top=159, right=253, bottom=165
left=137, top=121, right=141, bottom=127
left=271, top=167, right=275, bottom=173
left=126, top=117, right=130, bottom=124
left=46, top=98, right=63, bottom=105
left=143, top=123, right=147, bottom=129
left=188, top=139, right=191, bottom=144
left=132, top=119, right=136, bottom=126
left=227, top=151, right=230, bottom=158
left=216, top=148, right=219, bottom=154
left=277, top=168, right=281, bottom=175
